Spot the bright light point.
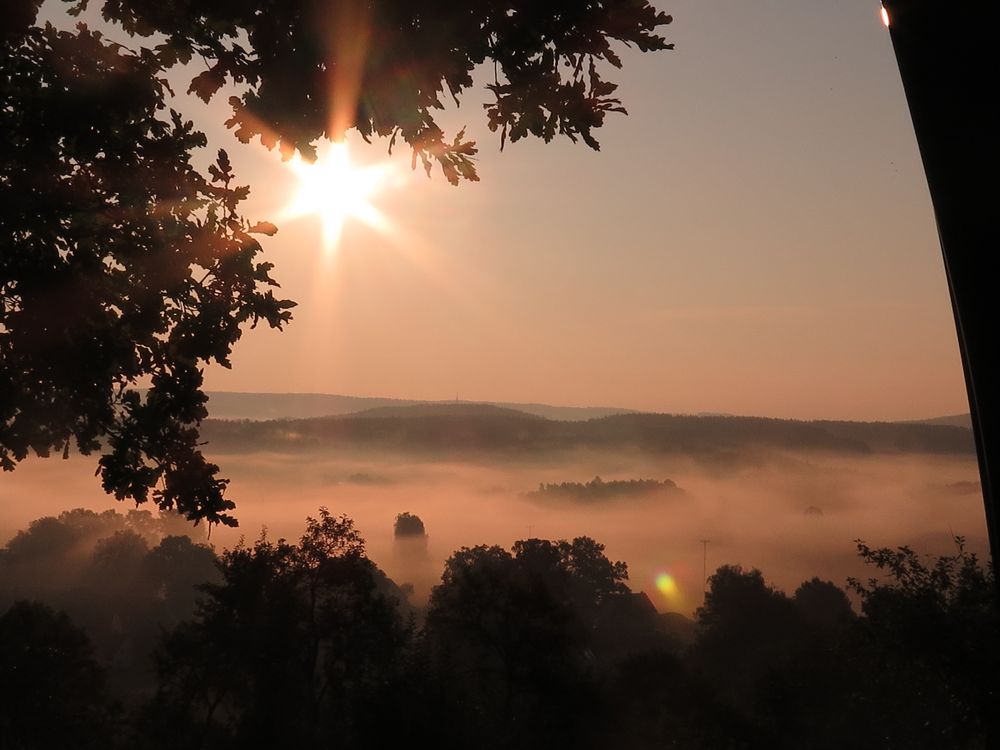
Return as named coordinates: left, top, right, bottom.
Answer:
left=655, top=572, right=679, bottom=598
left=880, top=6, right=890, bottom=28
left=282, top=142, right=393, bottom=253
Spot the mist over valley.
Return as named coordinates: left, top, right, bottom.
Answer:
left=3, top=397, right=984, bottom=617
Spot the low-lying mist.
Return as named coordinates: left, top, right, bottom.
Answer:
left=1, top=444, right=986, bottom=616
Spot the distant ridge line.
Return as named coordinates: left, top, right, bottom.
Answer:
left=200, top=407, right=977, bottom=458
left=203, top=391, right=972, bottom=428
left=902, top=413, right=973, bottom=430
left=203, top=391, right=635, bottom=423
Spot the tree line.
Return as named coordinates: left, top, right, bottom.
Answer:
left=529, top=475, right=681, bottom=502
left=1, top=507, right=996, bottom=749
left=199, top=411, right=976, bottom=460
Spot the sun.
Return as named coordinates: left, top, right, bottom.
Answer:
left=282, top=141, right=392, bottom=252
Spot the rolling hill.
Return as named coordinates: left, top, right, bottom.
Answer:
left=200, top=405, right=976, bottom=459
left=203, top=391, right=633, bottom=422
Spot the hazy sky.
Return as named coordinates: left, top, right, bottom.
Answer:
left=50, top=0, right=969, bottom=421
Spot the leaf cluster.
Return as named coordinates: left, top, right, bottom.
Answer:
left=63, top=0, right=673, bottom=183
left=847, top=536, right=996, bottom=660
left=1, top=19, right=294, bottom=525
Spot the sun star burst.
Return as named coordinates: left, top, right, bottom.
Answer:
left=282, top=142, right=391, bottom=253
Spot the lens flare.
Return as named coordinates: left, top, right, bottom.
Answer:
left=655, top=572, right=680, bottom=599
left=880, top=6, right=890, bottom=28
left=655, top=572, right=677, bottom=596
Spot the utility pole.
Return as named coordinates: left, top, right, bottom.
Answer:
left=699, top=539, right=710, bottom=601
left=881, top=1, right=1000, bottom=592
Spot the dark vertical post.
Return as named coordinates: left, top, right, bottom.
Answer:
left=881, top=0, right=1000, bottom=582
left=700, top=538, right=709, bottom=600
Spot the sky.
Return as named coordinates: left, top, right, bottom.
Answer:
left=49, top=0, right=970, bottom=421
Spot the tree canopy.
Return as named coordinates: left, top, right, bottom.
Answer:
left=66, top=0, right=673, bottom=181
left=147, top=508, right=411, bottom=748
left=0, top=0, right=673, bottom=524
left=423, top=537, right=634, bottom=747
left=393, top=511, right=426, bottom=538
left=3, top=507, right=996, bottom=749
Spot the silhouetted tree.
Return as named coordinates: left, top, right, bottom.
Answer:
left=1, top=1, right=672, bottom=522
left=841, top=538, right=998, bottom=748
left=792, top=577, right=854, bottom=633
left=0, top=509, right=219, bottom=701
left=691, top=565, right=802, bottom=724
left=0, top=508, right=207, bottom=605
left=755, top=578, right=857, bottom=750
left=393, top=511, right=426, bottom=538
left=1, top=15, right=293, bottom=525
left=531, top=475, right=680, bottom=502
left=1, top=509, right=126, bottom=581
left=0, top=601, right=117, bottom=750
left=142, top=535, right=221, bottom=627
left=86, top=530, right=151, bottom=594
left=6, top=501, right=995, bottom=749
left=422, top=536, right=636, bottom=749
left=688, top=546, right=996, bottom=750
left=144, top=509, right=410, bottom=749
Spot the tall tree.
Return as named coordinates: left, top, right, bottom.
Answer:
left=423, top=537, right=631, bottom=749
left=145, top=509, right=410, bottom=749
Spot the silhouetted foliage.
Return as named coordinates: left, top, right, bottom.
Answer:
left=393, top=511, right=426, bottom=537
left=842, top=538, right=998, bottom=748
left=691, top=565, right=802, bottom=721
left=70, top=0, right=673, bottom=181
left=422, top=536, right=639, bottom=749
left=144, top=509, right=410, bottom=749
left=1, top=13, right=294, bottom=525
left=0, top=508, right=218, bottom=700
left=0, top=601, right=117, bottom=750
left=1, top=1, right=672, bottom=522
left=530, top=474, right=680, bottom=502
left=685, top=544, right=995, bottom=750
left=793, top=576, right=854, bottom=633
left=2, top=506, right=994, bottom=749
left=0, top=508, right=209, bottom=602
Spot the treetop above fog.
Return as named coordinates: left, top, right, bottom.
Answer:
left=393, top=512, right=426, bottom=538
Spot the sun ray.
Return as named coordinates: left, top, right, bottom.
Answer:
left=324, top=0, right=372, bottom=141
